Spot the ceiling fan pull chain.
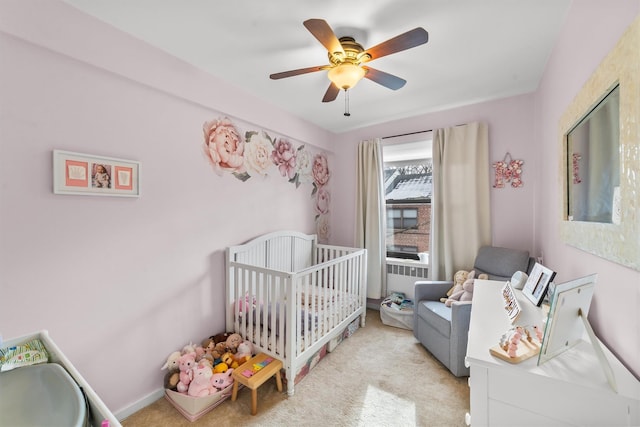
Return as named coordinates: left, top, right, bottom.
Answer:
left=344, top=89, right=351, bottom=117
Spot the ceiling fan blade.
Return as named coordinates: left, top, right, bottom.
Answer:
left=362, top=27, right=428, bottom=62
left=322, top=83, right=340, bottom=103
left=362, top=66, right=406, bottom=90
left=303, top=19, right=345, bottom=55
left=270, top=65, right=327, bottom=80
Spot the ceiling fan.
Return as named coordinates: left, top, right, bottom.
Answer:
left=270, top=19, right=429, bottom=115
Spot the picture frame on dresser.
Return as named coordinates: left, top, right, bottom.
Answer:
left=538, top=273, right=597, bottom=365
left=522, top=262, right=555, bottom=306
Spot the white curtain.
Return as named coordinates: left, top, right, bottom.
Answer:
left=431, top=122, right=491, bottom=281
left=355, top=139, right=387, bottom=299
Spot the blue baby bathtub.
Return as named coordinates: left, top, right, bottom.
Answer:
left=0, top=363, right=87, bottom=426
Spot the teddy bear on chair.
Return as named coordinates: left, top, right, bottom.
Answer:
left=444, top=270, right=488, bottom=307
left=440, top=270, right=469, bottom=303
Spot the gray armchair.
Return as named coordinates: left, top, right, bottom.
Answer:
left=413, top=246, right=534, bottom=376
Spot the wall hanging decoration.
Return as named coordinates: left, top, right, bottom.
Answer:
left=202, top=116, right=331, bottom=242
left=492, top=152, right=524, bottom=188
left=53, top=150, right=141, bottom=197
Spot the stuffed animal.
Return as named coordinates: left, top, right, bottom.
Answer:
left=202, top=338, right=215, bottom=355
left=188, top=362, right=216, bottom=397
left=160, top=351, right=181, bottom=372
left=221, top=352, right=239, bottom=369
left=225, top=333, right=243, bottom=354
left=194, top=344, right=215, bottom=365
left=441, top=270, right=469, bottom=303
left=176, top=351, right=197, bottom=393
left=211, top=332, right=232, bottom=344
left=181, top=342, right=197, bottom=355
left=194, top=345, right=205, bottom=360
left=211, top=368, right=234, bottom=391
left=445, top=270, right=488, bottom=307
left=211, top=342, right=227, bottom=360
left=234, top=340, right=254, bottom=365
left=198, top=358, right=213, bottom=369
left=213, top=362, right=229, bottom=373
left=164, top=370, right=180, bottom=391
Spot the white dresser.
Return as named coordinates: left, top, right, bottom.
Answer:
left=465, top=280, right=640, bottom=426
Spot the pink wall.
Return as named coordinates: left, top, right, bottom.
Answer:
left=0, top=1, right=335, bottom=416
left=534, top=1, right=640, bottom=377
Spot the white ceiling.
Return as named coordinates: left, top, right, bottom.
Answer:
left=62, top=0, right=571, bottom=134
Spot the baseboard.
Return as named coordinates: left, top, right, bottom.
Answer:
left=366, top=298, right=382, bottom=310
left=115, top=388, right=164, bottom=421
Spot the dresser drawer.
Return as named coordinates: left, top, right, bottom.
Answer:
left=488, top=368, right=634, bottom=426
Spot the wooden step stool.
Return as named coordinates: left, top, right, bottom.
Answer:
left=231, top=353, right=283, bottom=415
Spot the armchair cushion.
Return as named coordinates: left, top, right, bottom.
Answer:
left=473, top=246, right=531, bottom=280
left=418, top=301, right=452, bottom=338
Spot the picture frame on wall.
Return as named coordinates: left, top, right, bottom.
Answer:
left=53, top=150, right=141, bottom=197
left=522, top=262, right=556, bottom=306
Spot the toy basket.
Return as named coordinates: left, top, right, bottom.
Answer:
left=380, top=295, right=414, bottom=330
left=165, top=384, right=233, bottom=422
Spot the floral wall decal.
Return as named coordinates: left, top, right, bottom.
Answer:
left=202, top=117, right=247, bottom=179
left=202, top=116, right=331, bottom=242
left=271, top=138, right=297, bottom=180
left=244, top=131, right=275, bottom=177
left=492, top=152, right=524, bottom=189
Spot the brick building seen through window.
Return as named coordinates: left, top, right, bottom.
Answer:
left=383, top=141, right=432, bottom=260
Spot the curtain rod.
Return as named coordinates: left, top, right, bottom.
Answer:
left=381, top=124, right=467, bottom=140
left=381, top=129, right=432, bottom=140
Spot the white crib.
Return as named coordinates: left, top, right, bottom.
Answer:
left=226, top=230, right=367, bottom=395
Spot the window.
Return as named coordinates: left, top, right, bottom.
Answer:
left=382, top=134, right=432, bottom=261
left=388, top=208, right=418, bottom=230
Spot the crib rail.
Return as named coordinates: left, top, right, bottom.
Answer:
left=228, top=230, right=316, bottom=272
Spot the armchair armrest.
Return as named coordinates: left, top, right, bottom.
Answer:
left=450, top=300, right=473, bottom=336
left=450, top=300, right=473, bottom=376
left=414, top=280, right=453, bottom=302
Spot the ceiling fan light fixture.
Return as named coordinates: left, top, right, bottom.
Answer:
left=327, top=63, right=366, bottom=90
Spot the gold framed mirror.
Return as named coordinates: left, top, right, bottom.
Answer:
left=559, top=17, right=640, bottom=270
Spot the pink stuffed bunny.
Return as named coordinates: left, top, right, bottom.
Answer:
left=445, top=270, right=487, bottom=307
left=211, top=368, right=234, bottom=391
left=188, top=362, right=216, bottom=397
left=176, top=352, right=197, bottom=393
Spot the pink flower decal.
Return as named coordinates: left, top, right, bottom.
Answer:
left=202, top=117, right=245, bottom=176
left=271, top=138, right=297, bottom=180
left=316, top=214, right=330, bottom=243
left=312, top=154, right=330, bottom=187
left=315, top=187, right=330, bottom=215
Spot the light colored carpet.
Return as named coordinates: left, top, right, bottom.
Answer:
left=121, top=309, right=469, bottom=427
